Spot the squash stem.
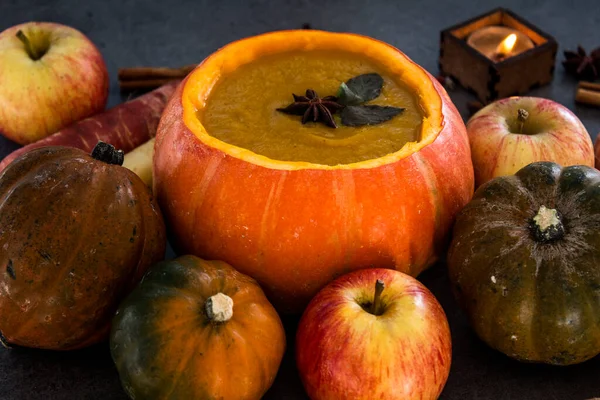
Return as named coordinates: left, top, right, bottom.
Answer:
left=205, top=293, right=234, bottom=323
left=531, top=205, right=564, bottom=242
left=91, top=141, right=125, bottom=166
left=371, top=279, right=385, bottom=315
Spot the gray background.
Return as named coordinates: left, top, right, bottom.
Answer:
left=1, top=0, right=599, bottom=399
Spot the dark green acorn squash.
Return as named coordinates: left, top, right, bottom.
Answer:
left=448, top=161, right=600, bottom=365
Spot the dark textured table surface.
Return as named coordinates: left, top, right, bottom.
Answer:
left=1, top=0, right=600, bottom=399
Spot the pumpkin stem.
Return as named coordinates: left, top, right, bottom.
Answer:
left=205, top=292, right=234, bottom=323
left=91, top=141, right=125, bottom=166
left=517, top=108, right=529, bottom=134
left=531, top=205, right=564, bottom=243
left=370, top=279, right=385, bottom=315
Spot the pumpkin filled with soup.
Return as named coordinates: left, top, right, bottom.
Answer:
left=154, top=30, right=474, bottom=313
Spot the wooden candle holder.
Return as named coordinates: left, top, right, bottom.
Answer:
left=439, top=8, right=558, bottom=103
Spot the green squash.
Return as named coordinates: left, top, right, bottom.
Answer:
left=110, top=255, right=286, bottom=400
left=448, top=161, right=600, bottom=365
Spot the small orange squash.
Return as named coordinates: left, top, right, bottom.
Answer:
left=110, top=255, right=286, bottom=400
left=0, top=142, right=166, bottom=350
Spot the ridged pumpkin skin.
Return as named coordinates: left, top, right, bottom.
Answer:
left=0, top=146, right=166, bottom=350
left=110, top=255, right=286, bottom=400
left=154, top=30, right=474, bottom=313
left=448, top=161, right=600, bottom=365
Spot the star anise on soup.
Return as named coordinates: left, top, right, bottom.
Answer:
left=277, top=89, right=344, bottom=128
left=562, top=45, right=600, bottom=80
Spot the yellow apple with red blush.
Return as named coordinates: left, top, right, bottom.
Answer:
left=0, top=22, right=109, bottom=145
left=467, top=97, right=593, bottom=187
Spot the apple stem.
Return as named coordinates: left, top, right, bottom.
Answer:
left=517, top=108, right=529, bottom=134
left=371, top=279, right=385, bottom=315
left=16, top=30, right=42, bottom=61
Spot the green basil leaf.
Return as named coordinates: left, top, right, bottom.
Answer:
left=337, top=82, right=365, bottom=106
left=343, top=73, right=384, bottom=104
left=341, top=105, right=405, bottom=127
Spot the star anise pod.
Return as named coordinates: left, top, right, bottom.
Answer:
left=562, top=45, right=600, bottom=80
left=277, top=89, right=344, bottom=128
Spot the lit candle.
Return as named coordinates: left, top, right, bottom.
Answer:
left=496, top=33, right=517, bottom=59
left=467, top=26, right=535, bottom=62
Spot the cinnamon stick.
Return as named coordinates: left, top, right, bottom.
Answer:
left=579, top=81, right=600, bottom=92
left=576, top=81, right=600, bottom=107
left=118, top=64, right=196, bottom=81
left=118, top=64, right=197, bottom=91
left=119, top=79, right=176, bottom=91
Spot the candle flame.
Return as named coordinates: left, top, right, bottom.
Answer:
left=497, top=33, right=518, bottom=55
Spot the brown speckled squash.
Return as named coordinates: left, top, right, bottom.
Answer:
left=448, top=161, right=600, bottom=365
left=0, top=142, right=166, bottom=350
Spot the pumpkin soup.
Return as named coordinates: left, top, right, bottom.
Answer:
left=200, top=50, right=424, bottom=165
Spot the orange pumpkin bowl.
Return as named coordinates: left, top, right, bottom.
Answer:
left=153, top=30, right=474, bottom=313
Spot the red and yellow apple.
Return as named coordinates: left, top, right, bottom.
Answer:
left=296, top=268, right=452, bottom=400
left=467, top=97, right=594, bottom=187
left=0, top=22, right=109, bottom=145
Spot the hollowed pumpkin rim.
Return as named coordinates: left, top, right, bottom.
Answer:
left=182, top=30, right=444, bottom=171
